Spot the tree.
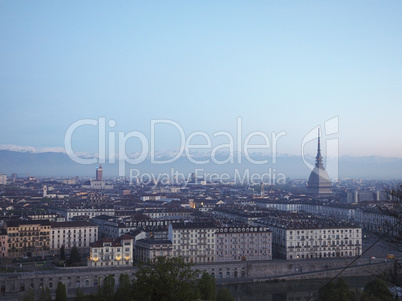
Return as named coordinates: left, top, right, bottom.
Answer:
left=198, top=271, right=216, bottom=301
left=75, top=288, right=91, bottom=301
left=20, top=289, right=35, bottom=301
left=115, top=274, right=132, bottom=301
left=39, top=286, right=52, bottom=301
left=319, top=278, right=354, bottom=301
left=216, top=287, right=234, bottom=301
left=361, top=279, right=394, bottom=301
left=55, top=282, right=67, bottom=301
left=100, top=275, right=115, bottom=301
left=60, top=245, right=66, bottom=261
left=68, top=246, right=81, bottom=266
left=131, top=256, right=200, bottom=301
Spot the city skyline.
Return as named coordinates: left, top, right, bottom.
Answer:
left=1, top=1, right=402, bottom=159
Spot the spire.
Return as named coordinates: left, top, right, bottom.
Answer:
left=315, top=127, right=323, bottom=167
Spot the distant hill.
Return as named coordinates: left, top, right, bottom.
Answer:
left=0, top=150, right=401, bottom=179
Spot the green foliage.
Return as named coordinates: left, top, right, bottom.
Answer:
left=55, top=282, right=67, bottom=301
left=319, top=278, right=354, bottom=301
left=100, top=275, right=115, bottom=301
left=60, top=245, right=66, bottom=261
left=75, top=288, right=91, bottom=301
left=198, top=271, right=216, bottom=301
left=361, top=279, right=394, bottom=301
left=131, top=256, right=200, bottom=301
left=216, top=287, right=234, bottom=301
left=20, top=289, right=35, bottom=301
left=68, top=246, right=81, bottom=266
left=115, top=274, right=132, bottom=301
left=39, top=286, right=52, bottom=301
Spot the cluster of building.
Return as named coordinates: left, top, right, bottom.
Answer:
left=0, top=134, right=399, bottom=271
left=0, top=220, right=98, bottom=259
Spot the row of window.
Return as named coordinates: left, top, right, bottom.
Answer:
left=289, top=229, right=358, bottom=235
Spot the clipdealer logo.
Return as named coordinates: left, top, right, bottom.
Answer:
left=64, top=116, right=339, bottom=184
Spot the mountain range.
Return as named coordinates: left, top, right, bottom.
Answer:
left=0, top=150, right=401, bottom=180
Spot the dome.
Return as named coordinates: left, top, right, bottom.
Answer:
left=307, top=166, right=332, bottom=194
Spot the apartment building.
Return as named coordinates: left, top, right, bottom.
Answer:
left=215, top=226, right=272, bottom=262
left=258, top=216, right=362, bottom=260
left=168, top=222, right=215, bottom=264
left=50, top=221, right=98, bottom=254
left=5, top=220, right=51, bottom=258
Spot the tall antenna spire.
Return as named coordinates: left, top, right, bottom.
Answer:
left=315, top=126, right=323, bottom=167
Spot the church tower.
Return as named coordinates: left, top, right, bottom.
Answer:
left=307, top=127, right=332, bottom=195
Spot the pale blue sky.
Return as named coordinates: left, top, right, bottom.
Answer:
left=0, top=1, right=401, bottom=158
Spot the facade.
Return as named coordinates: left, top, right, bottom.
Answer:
left=358, top=208, right=400, bottom=237
left=168, top=222, right=216, bottom=264
left=27, top=213, right=65, bottom=222
left=88, top=180, right=113, bottom=190
left=140, top=208, right=193, bottom=219
left=135, top=239, right=172, bottom=262
left=5, top=220, right=51, bottom=258
left=215, top=226, right=272, bottom=262
left=347, top=190, right=381, bottom=203
left=50, top=206, right=115, bottom=221
left=259, top=218, right=362, bottom=260
left=50, top=221, right=98, bottom=253
left=0, top=229, right=8, bottom=258
left=0, top=173, right=7, bottom=185
left=96, top=165, right=103, bottom=181
left=212, top=208, right=266, bottom=224
left=88, top=234, right=134, bottom=268
left=307, top=129, right=332, bottom=195
left=256, top=201, right=400, bottom=238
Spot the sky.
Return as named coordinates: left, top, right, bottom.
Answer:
left=0, top=1, right=401, bottom=160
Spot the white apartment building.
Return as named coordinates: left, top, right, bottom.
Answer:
left=168, top=222, right=216, bottom=264
left=215, top=226, right=272, bottom=262
left=259, top=218, right=362, bottom=260
left=50, top=221, right=98, bottom=252
left=88, top=234, right=134, bottom=267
